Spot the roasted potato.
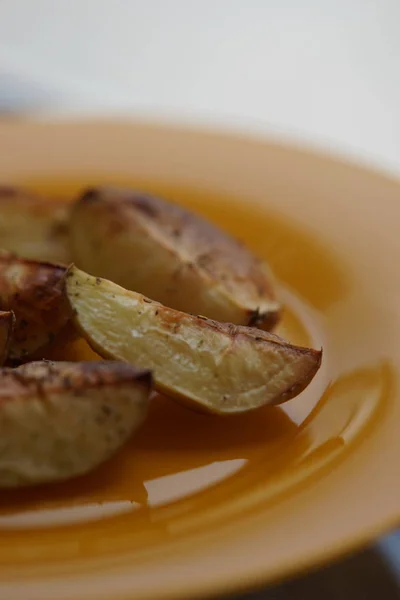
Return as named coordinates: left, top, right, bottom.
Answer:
left=0, top=360, right=152, bottom=488
left=0, top=310, right=15, bottom=364
left=0, top=254, right=72, bottom=360
left=0, top=186, right=70, bottom=263
left=67, top=267, right=321, bottom=415
left=70, top=187, right=281, bottom=328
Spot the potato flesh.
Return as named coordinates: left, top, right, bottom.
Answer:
left=0, top=361, right=152, bottom=488
left=0, top=187, right=70, bottom=263
left=70, top=188, right=280, bottom=328
left=67, top=268, right=321, bottom=414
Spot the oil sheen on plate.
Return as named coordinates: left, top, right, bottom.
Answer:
left=0, top=178, right=390, bottom=574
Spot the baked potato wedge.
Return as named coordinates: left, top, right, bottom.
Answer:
left=67, top=267, right=321, bottom=415
left=0, top=360, right=152, bottom=488
left=0, top=310, right=15, bottom=364
left=70, top=187, right=280, bottom=328
left=0, top=254, right=72, bottom=361
left=0, top=186, right=70, bottom=263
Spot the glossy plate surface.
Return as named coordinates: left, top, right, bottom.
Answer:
left=0, top=120, right=399, bottom=600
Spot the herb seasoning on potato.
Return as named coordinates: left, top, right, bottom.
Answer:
left=0, top=253, right=72, bottom=361
left=70, top=187, right=281, bottom=328
left=0, top=360, right=152, bottom=488
left=67, top=266, right=321, bottom=415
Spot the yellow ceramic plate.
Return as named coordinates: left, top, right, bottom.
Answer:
left=0, top=120, right=399, bottom=600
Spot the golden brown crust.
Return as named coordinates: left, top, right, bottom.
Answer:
left=0, top=360, right=152, bottom=488
left=128, top=192, right=275, bottom=295
left=140, top=307, right=321, bottom=408
left=72, top=187, right=280, bottom=328
left=0, top=254, right=72, bottom=360
left=67, top=266, right=321, bottom=415
left=0, top=310, right=15, bottom=365
left=0, top=360, right=152, bottom=400
left=128, top=291, right=318, bottom=359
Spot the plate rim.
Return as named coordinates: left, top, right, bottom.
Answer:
left=1, top=117, right=400, bottom=600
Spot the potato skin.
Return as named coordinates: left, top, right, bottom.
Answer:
left=70, top=187, right=281, bottom=328
left=0, top=310, right=15, bottom=365
left=0, top=361, right=152, bottom=488
left=0, top=186, right=70, bottom=263
left=67, top=267, right=322, bottom=415
left=0, top=254, right=72, bottom=361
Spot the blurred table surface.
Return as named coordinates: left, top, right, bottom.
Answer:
left=234, top=546, right=400, bottom=600
left=1, top=1, right=400, bottom=598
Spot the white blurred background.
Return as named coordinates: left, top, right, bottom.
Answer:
left=1, top=0, right=400, bottom=175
